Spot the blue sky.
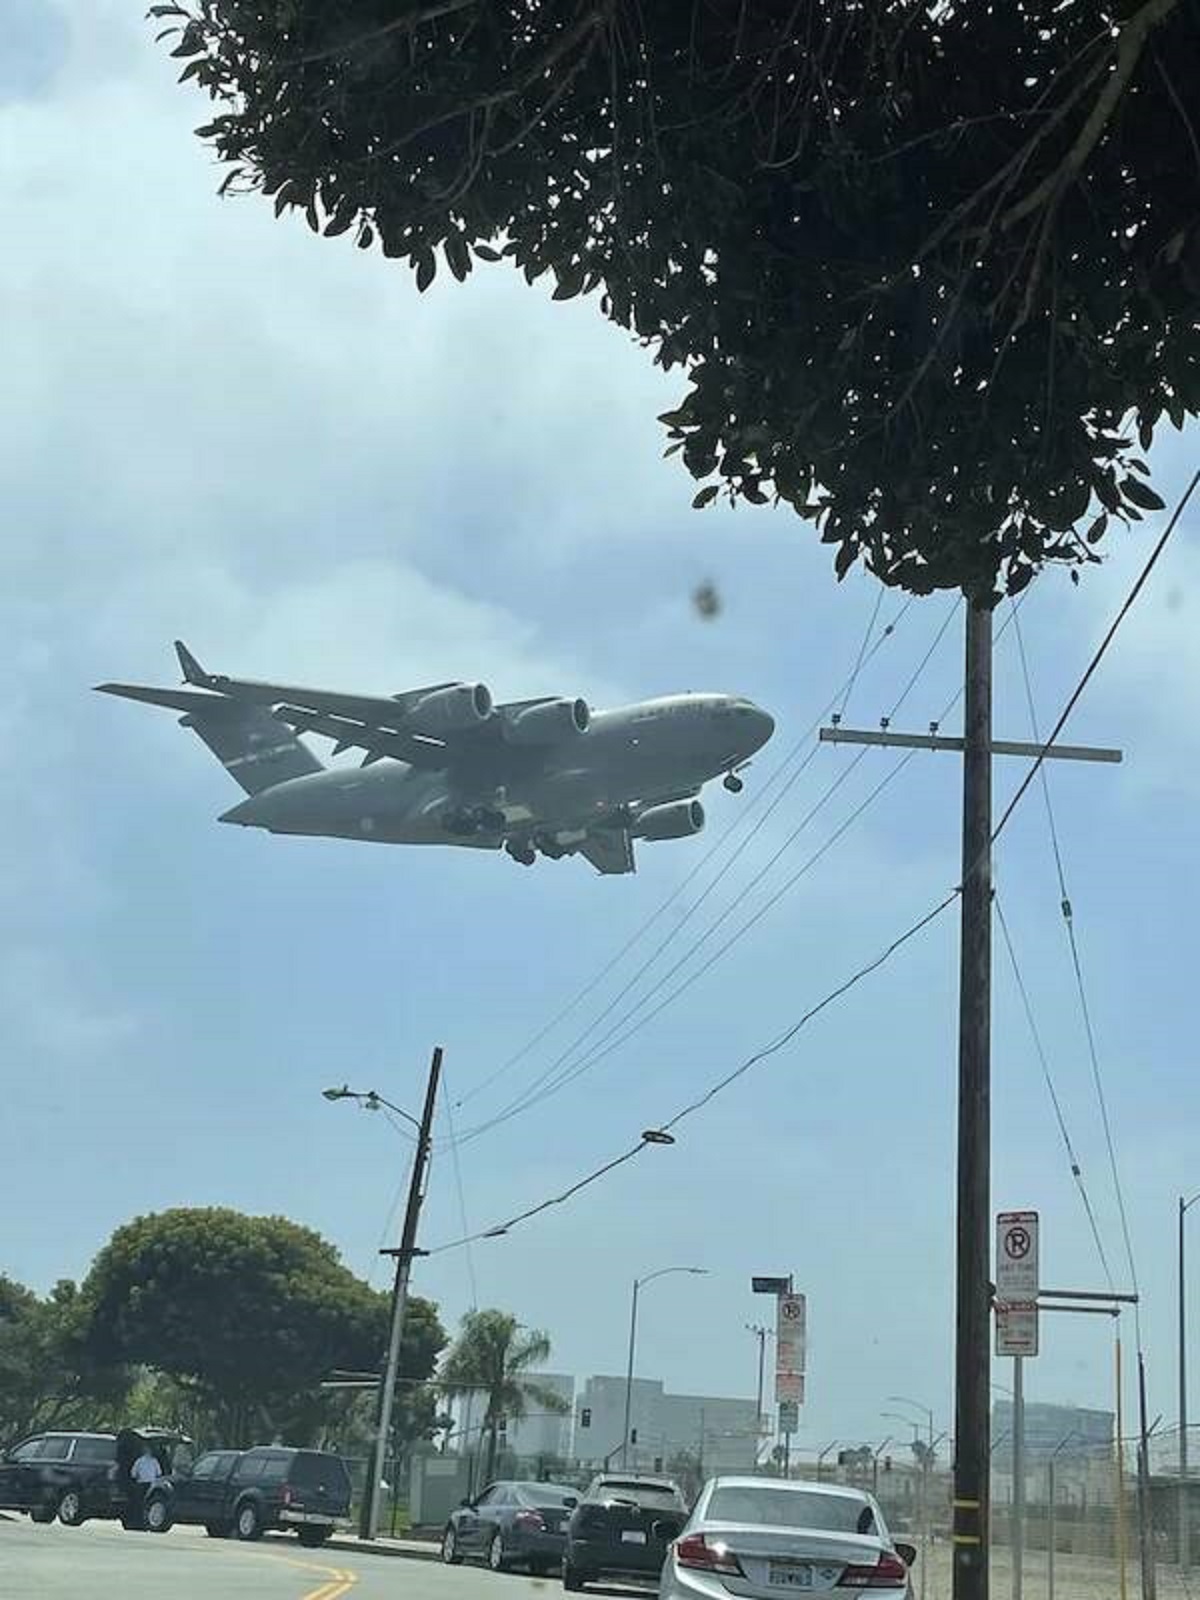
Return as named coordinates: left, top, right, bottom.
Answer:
left=2, top=0, right=1199, bottom=1452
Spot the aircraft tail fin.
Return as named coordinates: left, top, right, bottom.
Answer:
left=96, top=682, right=324, bottom=796
left=174, top=639, right=209, bottom=686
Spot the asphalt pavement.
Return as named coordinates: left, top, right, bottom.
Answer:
left=0, top=1515, right=655, bottom=1600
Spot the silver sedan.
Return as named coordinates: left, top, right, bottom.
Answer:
left=659, top=1476, right=915, bottom=1599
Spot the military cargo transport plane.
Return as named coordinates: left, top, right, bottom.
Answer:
left=97, top=643, right=775, bottom=875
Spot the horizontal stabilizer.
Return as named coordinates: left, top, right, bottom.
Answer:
left=96, top=682, right=323, bottom=795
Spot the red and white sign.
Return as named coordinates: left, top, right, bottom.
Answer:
left=775, top=1293, right=806, bottom=1406
left=996, top=1211, right=1039, bottom=1302
left=776, top=1371, right=805, bottom=1404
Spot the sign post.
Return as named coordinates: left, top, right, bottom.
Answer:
left=775, top=1291, right=806, bottom=1475
left=995, top=1212, right=1039, bottom=1600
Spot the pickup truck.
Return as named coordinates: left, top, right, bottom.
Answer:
left=143, top=1445, right=351, bottom=1546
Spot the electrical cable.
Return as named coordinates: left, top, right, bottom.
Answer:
left=424, top=474, right=1197, bottom=1256
left=453, top=596, right=916, bottom=1113
left=1010, top=601, right=1145, bottom=1320
left=453, top=599, right=957, bottom=1141
left=441, top=1076, right=479, bottom=1309
left=838, top=583, right=886, bottom=721
left=994, top=892, right=1116, bottom=1290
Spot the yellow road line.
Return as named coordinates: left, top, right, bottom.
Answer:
left=303, top=1579, right=356, bottom=1600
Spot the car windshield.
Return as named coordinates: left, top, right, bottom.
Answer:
left=706, top=1487, right=879, bottom=1535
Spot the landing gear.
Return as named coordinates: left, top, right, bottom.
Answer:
left=723, top=772, right=745, bottom=794
left=506, top=841, right=536, bottom=866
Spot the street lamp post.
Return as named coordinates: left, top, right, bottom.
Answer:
left=1180, top=1193, right=1200, bottom=1572
left=888, top=1399, right=936, bottom=1600
left=747, top=1325, right=774, bottom=1464
left=622, top=1267, right=707, bottom=1468
left=322, top=1050, right=442, bottom=1542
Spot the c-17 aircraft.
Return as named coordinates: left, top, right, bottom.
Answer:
left=97, top=643, right=775, bottom=875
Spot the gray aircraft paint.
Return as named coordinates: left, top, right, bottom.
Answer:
left=98, top=645, right=774, bottom=875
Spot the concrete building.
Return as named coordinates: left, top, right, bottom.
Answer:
left=575, top=1375, right=758, bottom=1474
left=991, top=1401, right=1113, bottom=1470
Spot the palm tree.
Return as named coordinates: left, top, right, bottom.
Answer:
left=440, top=1310, right=569, bottom=1484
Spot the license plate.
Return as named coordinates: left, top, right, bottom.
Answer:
left=621, top=1530, right=647, bottom=1545
left=768, top=1563, right=813, bottom=1588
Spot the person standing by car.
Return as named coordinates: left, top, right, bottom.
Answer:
left=130, top=1443, right=163, bottom=1528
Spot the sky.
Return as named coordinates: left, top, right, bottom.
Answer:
left=2, top=0, right=1199, bottom=1456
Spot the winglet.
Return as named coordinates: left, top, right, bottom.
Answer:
left=174, top=640, right=208, bottom=686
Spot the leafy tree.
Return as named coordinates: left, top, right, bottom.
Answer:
left=0, top=1276, right=129, bottom=1447
left=440, top=1309, right=568, bottom=1483
left=159, top=1, right=1199, bottom=599
left=82, top=1208, right=445, bottom=1447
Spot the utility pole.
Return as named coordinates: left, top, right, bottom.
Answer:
left=1180, top=1194, right=1198, bottom=1574
left=747, top=1324, right=770, bottom=1463
left=361, top=1045, right=442, bottom=1541
left=1136, top=1352, right=1158, bottom=1600
left=820, top=596, right=1121, bottom=1600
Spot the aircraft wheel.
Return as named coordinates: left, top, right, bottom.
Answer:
left=723, top=773, right=744, bottom=794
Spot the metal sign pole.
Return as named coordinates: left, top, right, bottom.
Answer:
left=1012, top=1356, right=1025, bottom=1600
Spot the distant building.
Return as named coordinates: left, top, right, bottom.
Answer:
left=575, top=1375, right=758, bottom=1474
left=991, top=1401, right=1113, bottom=1470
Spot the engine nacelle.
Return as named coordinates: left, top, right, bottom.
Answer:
left=632, top=799, right=705, bottom=841
left=503, top=697, right=590, bottom=745
left=406, top=682, right=493, bottom=732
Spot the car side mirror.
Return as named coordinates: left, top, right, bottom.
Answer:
left=895, top=1542, right=918, bottom=1568
left=460, top=1497, right=473, bottom=1509
left=563, top=1496, right=578, bottom=1509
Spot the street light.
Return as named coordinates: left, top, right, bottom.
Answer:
left=887, top=1398, right=936, bottom=1600
left=1180, top=1190, right=1200, bottom=1572
left=320, top=1056, right=441, bottom=1542
left=747, top=1324, right=775, bottom=1462
left=622, top=1267, right=708, bottom=1468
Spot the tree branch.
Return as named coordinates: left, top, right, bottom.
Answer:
left=1000, top=0, right=1182, bottom=230
left=295, top=0, right=481, bottom=67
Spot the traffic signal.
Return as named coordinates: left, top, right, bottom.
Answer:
left=630, top=1429, right=638, bottom=1445
left=580, top=1408, right=592, bottom=1428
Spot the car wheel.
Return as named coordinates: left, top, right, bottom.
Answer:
left=562, top=1562, right=587, bottom=1591
left=57, top=1489, right=86, bottom=1527
left=488, top=1531, right=507, bottom=1572
left=29, top=1505, right=56, bottom=1525
left=234, top=1501, right=263, bottom=1541
left=297, top=1527, right=331, bottom=1548
left=145, top=1496, right=172, bottom=1534
left=205, top=1522, right=229, bottom=1539
left=442, top=1525, right=463, bottom=1565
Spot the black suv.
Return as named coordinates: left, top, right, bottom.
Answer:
left=0, top=1428, right=189, bottom=1528
left=562, top=1475, right=689, bottom=1591
left=143, top=1445, right=351, bottom=1546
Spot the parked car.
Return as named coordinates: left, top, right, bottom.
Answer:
left=442, top=1479, right=580, bottom=1575
left=142, top=1444, right=352, bottom=1545
left=562, top=1474, right=689, bottom=1591
left=658, top=1476, right=916, bottom=1600
left=0, top=1427, right=190, bottom=1529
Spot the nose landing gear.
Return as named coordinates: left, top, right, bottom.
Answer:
left=505, top=840, right=537, bottom=866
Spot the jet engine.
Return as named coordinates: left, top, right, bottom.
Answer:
left=503, top=697, right=590, bottom=745
left=407, top=683, right=493, bottom=731
left=632, top=799, right=705, bottom=841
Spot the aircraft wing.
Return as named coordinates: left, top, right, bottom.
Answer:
left=266, top=704, right=451, bottom=769
left=578, top=827, right=636, bottom=876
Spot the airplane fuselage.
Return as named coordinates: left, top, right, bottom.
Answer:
left=220, top=693, right=772, bottom=847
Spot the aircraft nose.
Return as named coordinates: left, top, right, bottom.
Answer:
left=748, top=703, right=775, bottom=750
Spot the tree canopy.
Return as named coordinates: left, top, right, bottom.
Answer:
left=0, top=1276, right=129, bottom=1447
left=159, top=0, right=1198, bottom=597
left=82, top=1207, right=445, bottom=1446
left=440, top=1308, right=568, bottom=1481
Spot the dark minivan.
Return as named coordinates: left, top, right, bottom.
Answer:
left=143, top=1445, right=351, bottom=1545
left=563, top=1475, right=689, bottom=1591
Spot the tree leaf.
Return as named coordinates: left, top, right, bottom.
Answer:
left=692, top=485, right=720, bottom=509
left=445, top=233, right=470, bottom=281
left=1084, top=512, right=1108, bottom=545
left=356, top=223, right=374, bottom=251
left=416, top=250, right=437, bottom=291
left=474, top=243, right=502, bottom=262
left=1122, top=476, right=1165, bottom=512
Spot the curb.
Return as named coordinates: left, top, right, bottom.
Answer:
left=326, top=1536, right=440, bottom=1563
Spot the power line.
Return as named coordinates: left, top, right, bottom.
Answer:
left=453, top=599, right=960, bottom=1142
left=453, top=596, right=916, bottom=1114
left=994, top=892, right=1116, bottom=1290
left=441, top=1075, right=479, bottom=1309
left=838, top=582, right=887, bottom=721
left=1010, top=602, right=1144, bottom=1321
left=425, top=478, right=1197, bottom=1256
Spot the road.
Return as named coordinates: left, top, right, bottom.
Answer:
left=0, top=1516, right=653, bottom=1600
